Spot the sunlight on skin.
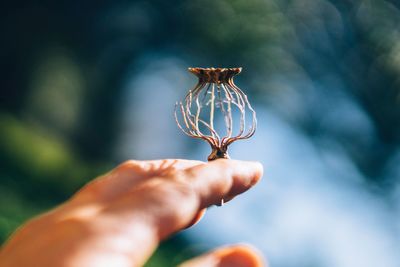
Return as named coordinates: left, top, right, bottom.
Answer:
left=0, top=159, right=264, bottom=267
left=179, top=245, right=266, bottom=267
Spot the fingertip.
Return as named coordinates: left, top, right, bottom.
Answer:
left=216, top=244, right=266, bottom=267
left=177, top=159, right=263, bottom=208
left=221, top=159, right=263, bottom=188
left=179, top=244, right=267, bottom=267
left=249, top=161, right=263, bottom=184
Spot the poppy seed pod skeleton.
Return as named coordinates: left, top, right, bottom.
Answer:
left=174, top=67, right=257, bottom=161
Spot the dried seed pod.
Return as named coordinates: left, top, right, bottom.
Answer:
left=175, top=67, right=257, bottom=161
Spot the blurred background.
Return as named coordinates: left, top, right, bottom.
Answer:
left=1, top=0, right=400, bottom=266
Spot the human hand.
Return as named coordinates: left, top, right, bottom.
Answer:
left=0, top=159, right=264, bottom=267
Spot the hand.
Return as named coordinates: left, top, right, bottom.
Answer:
left=0, top=159, right=264, bottom=267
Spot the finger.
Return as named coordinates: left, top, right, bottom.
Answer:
left=178, top=244, right=266, bottom=267
left=151, top=159, right=263, bottom=236
left=116, top=159, right=205, bottom=176
left=181, top=159, right=262, bottom=228
left=111, top=159, right=205, bottom=182
left=148, top=159, right=263, bottom=237
left=72, top=159, right=205, bottom=202
left=178, top=159, right=263, bottom=208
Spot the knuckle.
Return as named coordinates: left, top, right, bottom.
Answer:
left=113, top=160, right=144, bottom=174
left=172, top=169, right=193, bottom=184
left=117, top=159, right=140, bottom=169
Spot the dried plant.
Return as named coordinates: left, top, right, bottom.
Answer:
left=175, top=67, right=257, bottom=161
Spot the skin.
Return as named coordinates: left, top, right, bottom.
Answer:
left=0, top=159, right=265, bottom=267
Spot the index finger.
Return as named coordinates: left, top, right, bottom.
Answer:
left=141, top=159, right=264, bottom=239
left=72, top=159, right=205, bottom=203
left=177, top=159, right=263, bottom=208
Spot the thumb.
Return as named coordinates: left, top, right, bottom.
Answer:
left=178, top=244, right=266, bottom=267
